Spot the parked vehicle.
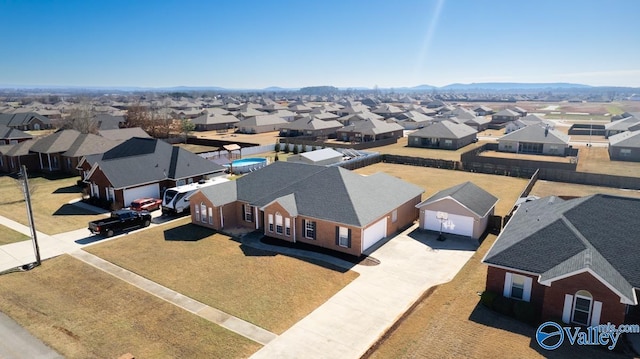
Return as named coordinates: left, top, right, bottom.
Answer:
left=130, top=197, right=162, bottom=212
left=161, top=177, right=229, bottom=215
left=88, top=209, right=152, bottom=237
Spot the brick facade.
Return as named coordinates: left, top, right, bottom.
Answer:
left=486, top=266, right=629, bottom=325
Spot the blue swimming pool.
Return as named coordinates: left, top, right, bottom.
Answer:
left=224, top=157, right=268, bottom=173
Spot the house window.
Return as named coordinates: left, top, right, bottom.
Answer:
left=200, top=203, right=207, bottom=223
left=208, top=207, right=213, bottom=225
left=621, top=149, right=631, bottom=156
left=503, top=273, right=532, bottom=302
left=268, top=214, right=274, bottom=232
left=337, top=226, right=350, bottom=247
left=510, top=275, right=525, bottom=300
left=187, top=178, right=194, bottom=184
left=391, top=209, right=398, bottom=223
left=304, top=220, right=316, bottom=239
left=275, top=212, right=283, bottom=234
left=194, top=205, right=200, bottom=222
left=444, top=139, right=453, bottom=146
left=106, top=187, right=115, bottom=202
left=285, top=218, right=291, bottom=236
left=10, top=158, right=14, bottom=168
left=244, top=205, right=253, bottom=222
left=66, top=157, right=72, bottom=170
left=176, top=179, right=186, bottom=186
left=572, top=290, right=593, bottom=326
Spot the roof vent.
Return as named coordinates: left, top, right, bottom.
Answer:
left=584, top=249, right=592, bottom=267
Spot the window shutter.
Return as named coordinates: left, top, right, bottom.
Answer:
left=503, top=272, right=512, bottom=297
left=347, top=228, right=352, bottom=248
left=523, top=276, right=532, bottom=302
left=562, top=294, right=573, bottom=323
left=335, top=226, right=340, bottom=245
left=591, top=301, right=602, bottom=326
left=313, top=222, right=316, bottom=240
left=242, top=204, right=245, bottom=219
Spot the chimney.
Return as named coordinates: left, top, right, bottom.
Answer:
left=544, top=125, right=549, bottom=137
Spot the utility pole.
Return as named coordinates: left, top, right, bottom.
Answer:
left=20, top=165, right=41, bottom=266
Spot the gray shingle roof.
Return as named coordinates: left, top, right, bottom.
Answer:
left=416, top=181, right=498, bottom=217
left=98, top=127, right=150, bottom=141
left=281, top=117, right=343, bottom=131
left=90, top=137, right=225, bottom=189
left=0, top=125, right=32, bottom=140
left=338, top=118, right=404, bottom=135
left=498, top=124, right=570, bottom=144
left=609, top=130, right=640, bottom=147
left=0, top=112, right=51, bottom=127
left=29, top=129, right=81, bottom=154
left=605, top=116, right=640, bottom=131
left=483, top=194, right=640, bottom=303
left=202, top=161, right=424, bottom=227
left=299, top=148, right=343, bottom=162
left=62, top=133, right=120, bottom=157
left=493, top=109, right=520, bottom=117
left=409, top=120, right=477, bottom=140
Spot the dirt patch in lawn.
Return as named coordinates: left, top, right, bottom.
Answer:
left=85, top=218, right=358, bottom=334
left=373, top=137, right=486, bottom=161
left=0, top=255, right=259, bottom=358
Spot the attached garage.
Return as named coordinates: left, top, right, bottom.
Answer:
left=423, top=210, right=473, bottom=237
left=362, top=217, right=387, bottom=252
left=123, top=183, right=160, bottom=208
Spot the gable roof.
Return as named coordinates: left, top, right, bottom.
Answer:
left=62, top=133, right=120, bottom=157
left=29, top=129, right=82, bottom=154
left=498, top=124, right=570, bottom=144
left=609, top=130, right=640, bottom=147
left=281, top=117, right=343, bottom=131
left=0, top=125, right=32, bottom=140
left=605, top=116, right=640, bottom=131
left=192, top=113, right=240, bottom=126
left=409, top=120, right=477, bottom=139
left=483, top=194, right=640, bottom=304
left=98, top=127, right=150, bottom=141
left=238, top=114, right=288, bottom=127
left=299, top=148, right=343, bottom=162
left=87, top=137, right=225, bottom=189
left=493, top=109, right=520, bottom=117
left=416, top=181, right=498, bottom=217
left=201, top=162, right=423, bottom=227
left=0, top=138, right=40, bottom=156
left=0, top=112, right=51, bottom=127
left=338, top=118, right=404, bottom=135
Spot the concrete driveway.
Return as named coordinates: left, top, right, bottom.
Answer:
left=250, top=224, right=478, bottom=359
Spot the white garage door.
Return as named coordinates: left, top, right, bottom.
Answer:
left=363, top=217, right=387, bottom=252
left=123, top=183, right=160, bottom=208
left=423, top=210, right=474, bottom=237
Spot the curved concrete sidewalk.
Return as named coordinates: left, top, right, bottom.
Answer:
left=246, top=224, right=478, bottom=359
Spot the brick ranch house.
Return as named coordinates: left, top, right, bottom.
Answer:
left=188, top=161, right=424, bottom=256
left=482, top=194, right=640, bottom=326
left=79, top=137, right=225, bottom=209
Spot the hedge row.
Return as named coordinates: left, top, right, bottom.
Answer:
left=481, top=290, right=537, bottom=325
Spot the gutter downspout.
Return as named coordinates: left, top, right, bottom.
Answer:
left=220, top=206, right=224, bottom=229
left=293, top=217, right=296, bottom=243
left=38, top=153, right=43, bottom=170
left=254, top=206, right=259, bottom=230
left=47, top=153, right=52, bottom=171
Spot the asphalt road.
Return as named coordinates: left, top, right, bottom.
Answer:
left=0, top=311, right=62, bottom=359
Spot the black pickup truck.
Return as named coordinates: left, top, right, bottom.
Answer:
left=88, top=209, right=152, bottom=237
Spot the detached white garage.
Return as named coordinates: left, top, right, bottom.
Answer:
left=123, top=183, right=160, bottom=208
left=362, top=217, right=387, bottom=252
left=422, top=210, right=473, bottom=237
left=416, top=181, right=498, bottom=240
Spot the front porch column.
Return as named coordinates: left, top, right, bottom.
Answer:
left=38, top=153, right=43, bottom=170
left=47, top=153, right=52, bottom=171
left=254, top=206, right=259, bottom=230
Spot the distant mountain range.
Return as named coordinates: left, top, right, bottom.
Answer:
left=0, top=82, right=636, bottom=92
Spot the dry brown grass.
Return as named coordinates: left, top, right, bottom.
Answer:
left=0, top=225, right=29, bottom=245
left=0, top=255, right=260, bottom=359
left=576, top=146, right=640, bottom=177
left=354, top=163, right=527, bottom=216
left=85, top=218, right=358, bottom=334
left=373, top=137, right=486, bottom=161
left=479, top=150, right=574, bottom=163
left=366, top=234, right=626, bottom=359
left=531, top=180, right=640, bottom=199
left=195, top=130, right=281, bottom=146
left=0, top=175, right=105, bottom=235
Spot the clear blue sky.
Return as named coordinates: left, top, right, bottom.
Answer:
left=1, top=0, right=639, bottom=89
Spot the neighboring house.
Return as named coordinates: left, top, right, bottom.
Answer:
left=279, top=117, right=343, bottom=138
left=236, top=115, right=288, bottom=134
left=608, top=130, right=640, bottom=162
left=497, top=124, right=570, bottom=156
left=93, top=114, right=125, bottom=130
left=416, top=181, right=498, bottom=240
left=0, top=139, right=40, bottom=173
left=408, top=120, right=478, bottom=150
left=0, top=112, right=52, bottom=130
left=0, top=125, right=32, bottom=145
left=98, top=127, right=151, bottom=141
left=29, top=129, right=120, bottom=174
left=604, top=116, right=640, bottom=138
left=272, top=109, right=297, bottom=122
left=504, top=114, right=550, bottom=134
left=286, top=148, right=344, bottom=166
left=191, top=112, right=240, bottom=131
left=394, top=111, right=433, bottom=130
left=337, top=111, right=384, bottom=126
left=474, top=105, right=495, bottom=116
left=491, top=109, right=521, bottom=125
left=372, top=104, right=404, bottom=119
left=336, top=118, right=404, bottom=143
left=463, top=116, right=492, bottom=131
left=188, top=161, right=424, bottom=256
left=80, top=137, right=226, bottom=209
left=482, top=194, right=640, bottom=326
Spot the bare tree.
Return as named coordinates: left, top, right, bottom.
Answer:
left=62, top=101, right=97, bottom=134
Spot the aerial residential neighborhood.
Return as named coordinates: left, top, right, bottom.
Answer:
left=1, top=1, right=640, bottom=359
